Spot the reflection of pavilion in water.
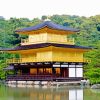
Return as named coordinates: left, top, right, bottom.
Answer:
left=30, top=88, right=83, bottom=100
left=8, top=87, right=83, bottom=100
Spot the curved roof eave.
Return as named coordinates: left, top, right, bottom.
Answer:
left=15, top=21, right=80, bottom=33
left=1, top=43, right=91, bottom=52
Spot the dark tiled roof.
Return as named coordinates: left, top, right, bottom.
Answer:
left=1, top=43, right=91, bottom=51
left=15, top=21, right=80, bottom=32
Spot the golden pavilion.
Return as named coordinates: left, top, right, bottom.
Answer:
left=4, top=20, right=90, bottom=82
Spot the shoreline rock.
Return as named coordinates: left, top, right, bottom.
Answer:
left=91, top=84, right=100, bottom=89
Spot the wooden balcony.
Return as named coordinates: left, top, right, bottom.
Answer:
left=6, top=75, right=83, bottom=81
left=6, top=75, right=53, bottom=81
left=6, top=58, right=36, bottom=64
left=21, top=38, right=75, bottom=45
left=83, top=59, right=91, bottom=63
left=67, top=38, right=75, bottom=44
left=6, top=57, right=89, bottom=64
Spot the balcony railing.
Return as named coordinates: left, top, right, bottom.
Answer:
left=83, top=58, right=91, bottom=63
left=67, top=38, right=74, bottom=44
left=21, top=38, right=29, bottom=43
left=21, top=38, right=75, bottom=45
left=6, top=75, right=82, bottom=81
left=6, top=57, right=90, bottom=64
left=6, top=58, right=36, bottom=64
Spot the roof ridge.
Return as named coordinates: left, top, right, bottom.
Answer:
left=15, top=21, right=80, bottom=33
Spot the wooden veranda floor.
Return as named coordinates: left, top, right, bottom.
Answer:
left=6, top=75, right=83, bottom=82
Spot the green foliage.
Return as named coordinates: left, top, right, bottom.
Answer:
left=0, top=60, right=6, bottom=79
left=84, top=41, right=100, bottom=84
left=41, top=15, right=47, bottom=21
left=0, top=15, right=100, bottom=83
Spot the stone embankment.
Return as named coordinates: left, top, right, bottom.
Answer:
left=6, top=80, right=82, bottom=87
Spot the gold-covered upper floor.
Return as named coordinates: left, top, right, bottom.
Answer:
left=6, top=47, right=89, bottom=64
left=21, top=33, right=75, bottom=45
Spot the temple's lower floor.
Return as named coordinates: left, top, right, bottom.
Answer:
left=6, top=62, right=84, bottom=81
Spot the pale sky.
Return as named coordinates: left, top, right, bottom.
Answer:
left=0, top=0, right=100, bottom=19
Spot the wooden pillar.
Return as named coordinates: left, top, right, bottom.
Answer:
left=37, top=67, right=39, bottom=75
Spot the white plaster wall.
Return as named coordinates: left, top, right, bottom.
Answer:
left=76, top=68, right=83, bottom=77
left=69, top=68, right=75, bottom=77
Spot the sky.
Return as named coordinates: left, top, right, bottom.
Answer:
left=0, top=0, right=100, bottom=19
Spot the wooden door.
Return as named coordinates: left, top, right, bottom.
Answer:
left=61, top=68, right=68, bottom=77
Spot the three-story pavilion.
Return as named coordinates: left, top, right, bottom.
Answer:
left=4, top=20, right=90, bottom=81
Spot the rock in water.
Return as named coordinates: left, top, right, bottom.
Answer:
left=91, top=84, right=100, bottom=89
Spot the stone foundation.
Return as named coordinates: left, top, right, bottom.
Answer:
left=6, top=80, right=82, bottom=88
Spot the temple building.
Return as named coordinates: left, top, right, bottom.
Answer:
left=4, top=20, right=90, bottom=82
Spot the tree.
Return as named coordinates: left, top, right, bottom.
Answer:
left=41, top=15, right=47, bottom=21
left=84, top=41, right=100, bottom=84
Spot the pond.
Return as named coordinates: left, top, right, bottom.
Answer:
left=0, top=84, right=100, bottom=100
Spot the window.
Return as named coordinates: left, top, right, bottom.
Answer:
left=45, top=68, right=52, bottom=74
left=76, top=68, right=83, bottom=77
left=30, top=68, right=37, bottom=74
left=69, top=68, right=75, bottom=77
left=38, top=68, right=43, bottom=74
left=55, top=68, right=60, bottom=74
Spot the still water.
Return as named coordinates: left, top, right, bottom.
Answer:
left=0, top=84, right=100, bottom=100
